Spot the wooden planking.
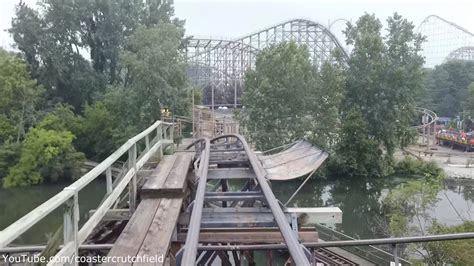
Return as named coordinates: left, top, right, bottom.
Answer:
left=176, top=231, right=318, bottom=243
left=104, top=200, right=160, bottom=263
left=141, top=153, right=193, bottom=199
left=105, top=153, right=190, bottom=265
left=135, top=198, right=184, bottom=266
left=178, top=207, right=343, bottom=227
left=141, top=155, right=177, bottom=197
left=88, top=209, right=131, bottom=221
left=159, top=153, right=193, bottom=197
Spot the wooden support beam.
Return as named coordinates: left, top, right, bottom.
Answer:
left=176, top=230, right=318, bottom=244
left=88, top=209, right=131, bottom=221
left=204, top=195, right=265, bottom=203
left=207, top=168, right=255, bottom=180
left=178, top=207, right=342, bottom=227
left=208, top=160, right=250, bottom=166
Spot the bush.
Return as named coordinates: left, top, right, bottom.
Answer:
left=427, top=221, right=474, bottom=264
left=0, top=141, right=22, bottom=179
left=394, top=157, right=444, bottom=179
left=2, top=118, right=84, bottom=188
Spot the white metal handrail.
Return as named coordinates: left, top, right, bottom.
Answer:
left=0, top=120, right=174, bottom=266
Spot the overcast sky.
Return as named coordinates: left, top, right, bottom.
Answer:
left=1, top=0, right=473, bottom=49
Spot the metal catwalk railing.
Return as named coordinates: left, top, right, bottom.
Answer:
left=314, top=223, right=411, bottom=265
left=2, top=231, right=474, bottom=265
left=0, top=120, right=174, bottom=266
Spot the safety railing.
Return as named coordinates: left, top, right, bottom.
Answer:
left=315, top=223, right=411, bottom=265
left=0, top=120, right=174, bottom=266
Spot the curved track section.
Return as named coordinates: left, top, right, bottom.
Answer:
left=186, top=18, right=348, bottom=103
left=414, top=107, right=438, bottom=130
left=446, top=46, right=474, bottom=62
left=417, top=15, right=474, bottom=67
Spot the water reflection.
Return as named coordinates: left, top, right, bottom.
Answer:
left=272, top=177, right=474, bottom=239
left=0, top=180, right=106, bottom=244
left=0, top=177, right=472, bottom=245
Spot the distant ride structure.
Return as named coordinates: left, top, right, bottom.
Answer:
left=186, top=19, right=348, bottom=107
left=417, top=15, right=474, bottom=68
left=187, top=15, right=474, bottom=107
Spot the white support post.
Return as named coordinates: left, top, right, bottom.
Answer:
left=163, top=123, right=168, bottom=140
left=145, top=135, right=150, bottom=151
left=63, top=189, right=79, bottom=265
left=169, top=123, right=174, bottom=142
left=106, top=167, right=112, bottom=195
left=157, top=124, right=163, bottom=157
left=128, top=144, right=137, bottom=213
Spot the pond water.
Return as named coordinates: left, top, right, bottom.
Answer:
left=273, top=177, right=474, bottom=239
left=0, top=176, right=473, bottom=245
left=0, top=180, right=106, bottom=245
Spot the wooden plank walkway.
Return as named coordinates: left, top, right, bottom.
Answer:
left=105, top=153, right=193, bottom=266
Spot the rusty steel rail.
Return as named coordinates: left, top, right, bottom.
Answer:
left=181, top=138, right=211, bottom=265
left=227, top=134, right=310, bottom=265
left=180, top=134, right=310, bottom=265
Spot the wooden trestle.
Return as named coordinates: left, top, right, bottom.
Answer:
left=104, top=135, right=342, bottom=265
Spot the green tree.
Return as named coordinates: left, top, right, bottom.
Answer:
left=335, top=13, right=424, bottom=176
left=305, top=62, right=345, bottom=149
left=463, top=82, right=474, bottom=115
left=0, top=142, right=22, bottom=180
left=421, top=61, right=474, bottom=117
left=10, top=2, right=104, bottom=111
left=382, top=162, right=448, bottom=263
left=240, top=42, right=341, bottom=150
left=74, top=102, right=118, bottom=161
left=3, top=113, right=84, bottom=188
left=330, top=109, right=386, bottom=177
left=427, top=221, right=474, bottom=264
left=0, top=48, right=43, bottom=142
left=97, top=24, right=188, bottom=143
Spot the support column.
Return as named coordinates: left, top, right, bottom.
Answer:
left=128, top=144, right=137, bottom=213
left=63, top=189, right=79, bottom=266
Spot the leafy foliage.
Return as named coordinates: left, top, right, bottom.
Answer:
left=421, top=61, right=474, bottom=117
left=3, top=113, right=84, bottom=188
left=239, top=42, right=344, bottom=151
left=74, top=102, right=118, bottom=161
left=427, top=221, right=474, bottom=264
left=329, top=109, right=387, bottom=177
left=393, top=157, right=444, bottom=178
left=2, top=0, right=189, bottom=187
left=380, top=162, right=466, bottom=263
left=9, top=0, right=185, bottom=112
left=0, top=48, right=43, bottom=142
left=333, top=13, right=424, bottom=177
left=0, top=142, right=22, bottom=180
left=119, top=24, right=189, bottom=125
left=463, top=82, right=474, bottom=116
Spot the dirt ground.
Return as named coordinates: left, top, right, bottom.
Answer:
left=396, top=142, right=474, bottom=178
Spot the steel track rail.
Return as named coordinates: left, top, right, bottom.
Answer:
left=182, top=138, right=211, bottom=265
left=210, top=134, right=311, bottom=265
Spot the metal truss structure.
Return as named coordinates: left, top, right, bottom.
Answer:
left=186, top=19, right=348, bottom=107
left=446, top=46, right=474, bottom=62
left=186, top=15, right=474, bottom=107
left=417, top=15, right=474, bottom=68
